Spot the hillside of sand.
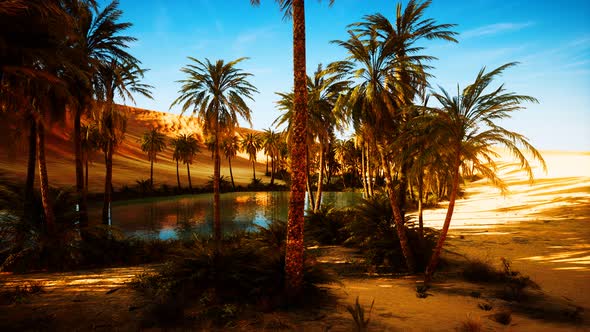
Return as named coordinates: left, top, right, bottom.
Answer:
left=0, top=106, right=271, bottom=193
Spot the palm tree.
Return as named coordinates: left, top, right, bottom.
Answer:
left=423, top=63, right=546, bottom=284
left=221, top=134, right=240, bottom=190
left=170, top=57, right=257, bottom=243
left=1, top=0, right=74, bottom=228
left=261, top=129, right=280, bottom=185
left=241, top=132, right=262, bottom=181
left=94, top=59, right=152, bottom=225
left=179, top=133, right=200, bottom=190
left=81, top=123, right=101, bottom=190
left=140, top=128, right=167, bottom=188
left=66, top=0, right=138, bottom=227
left=170, top=136, right=184, bottom=189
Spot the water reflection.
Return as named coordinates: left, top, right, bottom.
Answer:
left=89, top=191, right=361, bottom=240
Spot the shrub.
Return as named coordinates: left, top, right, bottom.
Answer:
left=305, top=206, right=348, bottom=245
left=346, top=296, right=374, bottom=332
left=458, top=316, right=483, bottom=332
left=344, top=195, right=438, bottom=272
left=462, top=258, right=504, bottom=283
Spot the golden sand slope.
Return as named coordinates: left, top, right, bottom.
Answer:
left=0, top=106, right=270, bottom=193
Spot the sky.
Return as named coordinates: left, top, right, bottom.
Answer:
left=107, top=0, right=589, bottom=151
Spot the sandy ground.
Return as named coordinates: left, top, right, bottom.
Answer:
left=0, top=106, right=273, bottom=193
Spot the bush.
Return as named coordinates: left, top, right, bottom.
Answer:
left=458, top=316, right=483, bottom=332
left=462, top=258, right=504, bottom=283
left=344, top=195, right=439, bottom=272
left=131, top=221, right=335, bottom=327
left=305, top=206, right=348, bottom=245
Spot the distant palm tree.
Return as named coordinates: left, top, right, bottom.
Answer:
left=170, top=57, right=257, bottom=243
left=241, top=132, right=262, bottom=181
left=261, top=129, right=280, bottom=185
left=140, top=128, right=167, bottom=188
left=169, top=136, right=184, bottom=189
left=423, top=63, right=546, bottom=284
left=221, top=134, right=240, bottom=190
left=81, top=123, right=101, bottom=190
left=180, top=133, right=200, bottom=190
left=95, top=59, right=153, bottom=225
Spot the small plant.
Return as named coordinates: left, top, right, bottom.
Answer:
left=478, top=303, right=493, bottom=311
left=458, top=316, right=483, bottom=332
left=490, top=310, right=512, bottom=325
left=346, top=296, right=374, bottom=332
left=500, top=258, right=540, bottom=301
left=416, top=284, right=430, bottom=298
left=462, top=258, right=503, bottom=283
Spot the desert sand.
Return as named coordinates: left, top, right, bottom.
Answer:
left=0, top=106, right=271, bottom=193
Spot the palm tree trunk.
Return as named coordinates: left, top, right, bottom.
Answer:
left=150, top=159, right=154, bottom=188
left=102, top=143, right=113, bottom=225
left=176, top=159, right=181, bottom=189
left=37, top=119, right=55, bottom=232
left=360, top=144, right=368, bottom=197
left=74, top=105, right=88, bottom=227
left=417, top=172, right=424, bottom=241
left=397, top=161, right=410, bottom=221
left=285, top=0, right=307, bottom=299
left=84, top=154, right=89, bottom=191
left=425, top=152, right=461, bottom=284
left=252, top=159, right=256, bottom=180
left=313, top=146, right=325, bottom=212
left=266, top=155, right=269, bottom=175
left=186, top=163, right=192, bottom=190
left=213, top=119, right=221, bottom=244
left=228, top=156, right=235, bottom=190
left=24, top=115, right=37, bottom=223
left=305, top=147, right=315, bottom=210
left=378, top=145, right=416, bottom=273
left=270, top=157, right=275, bottom=185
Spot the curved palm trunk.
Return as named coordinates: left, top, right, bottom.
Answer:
left=228, top=156, right=235, bottom=190
left=425, top=152, right=461, bottom=284
left=102, top=143, right=113, bottom=225
left=74, top=105, right=88, bottom=227
left=37, top=119, right=55, bottom=232
left=360, top=144, right=368, bottom=197
left=285, top=0, right=307, bottom=298
left=313, top=146, right=325, bottom=212
left=186, top=163, right=192, bottom=190
left=24, top=115, right=37, bottom=223
left=378, top=146, right=416, bottom=273
left=417, top=172, right=424, bottom=241
left=176, top=159, right=181, bottom=189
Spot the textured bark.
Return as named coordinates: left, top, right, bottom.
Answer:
left=379, top=146, right=416, bottom=273
left=228, top=156, right=235, bottom=190
left=285, top=0, right=307, bottom=298
left=313, top=146, right=325, bottom=213
left=24, top=116, right=37, bottom=223
left=425, top=151, right=461, bottom=284
left=213, top=118, right=221, bottom=244
left=74, top=105, right=88, bottom=227
left=186, top=163, right=192, bottom=190
left=37, top=120, right=55, bottom=231
left=102, top=143, right=113, bottom=225
left=176, top=159, right=181, bottom=189
left=397, top=161, right=410, bottom=221
left=270, top=158, right=275, bottom=185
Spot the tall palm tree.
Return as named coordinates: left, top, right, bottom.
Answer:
left=94, top=59, right=152, bottom=225
left=170, top=57, right=257, bottom=243
left=1, top=0, right=74, bottom=228
left=66, top=0, right=137, bottom=227
left=423, top=63, right=546, bottom=284
left=221, top=134, right=240, bottom=190
left=241, top=132, right=262, bottom=181
left=140, top=128, right=167, bottom=188
left=170, top=136, right=184, bottom=189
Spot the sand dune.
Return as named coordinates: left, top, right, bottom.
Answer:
left=0, top=106, right=272, bottom=193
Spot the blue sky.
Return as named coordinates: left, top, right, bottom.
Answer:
left=109, top=0, right=589, bottom=151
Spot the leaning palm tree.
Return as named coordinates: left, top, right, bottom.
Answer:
left=423, top=63, right=546, bottom=284
left=140, top=128, right=167, bottom=188
left=170, top=57, right=257, bottom=243
left=241, top=132, right=262, bottom=181
left=221, top=134, right=240, bottom=190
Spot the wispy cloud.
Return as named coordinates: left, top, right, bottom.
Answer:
left=461, top=21, right=534, bottom=39
left=232, top=26, right=277, bottom=53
